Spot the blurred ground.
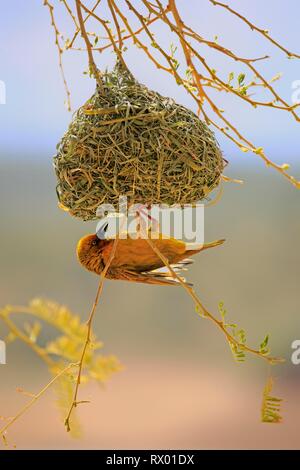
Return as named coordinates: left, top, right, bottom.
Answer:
left=0, top=160, right=300, bottom=449
left=2, top=361, right=300, bottom=450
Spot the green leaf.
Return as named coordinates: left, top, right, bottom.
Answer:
left=261, top=377, right=283, bottom=424
left=260, top=334, right=269, bottom=351
left=238, top=73, right=246, bottom=85
left=228, top=72, right=234, bottom=84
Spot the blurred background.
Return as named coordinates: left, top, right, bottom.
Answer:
left=0, top=0, right=300, bottom=449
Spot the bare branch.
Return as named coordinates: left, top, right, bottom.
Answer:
left=75, top=0, right=103, bottom=91
left=43, top=0, right=71, bottom=110
left=209, top=0, right=300, bottom=59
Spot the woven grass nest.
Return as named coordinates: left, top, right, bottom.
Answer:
left=54, top=61, right=225, bottom=221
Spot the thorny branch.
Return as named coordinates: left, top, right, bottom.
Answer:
left=0, top=297, right=121, bottom=443
left=143, top=234, right=284, bottom=366
left=75, top=0, right=104, bottom=91
left=43, top=0, right=71, bottom=110
left=209, top=0, right=300, bottom=59
left=43, top=1, right=300, bottom=185
left=0, top=363, right=79, bottom=445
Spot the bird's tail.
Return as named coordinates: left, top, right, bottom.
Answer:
left=185, top=238, right=225, bottom=253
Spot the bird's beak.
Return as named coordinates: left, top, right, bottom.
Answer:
left=96, top=213, right=127, bottom=239
left=96, top=220, right=109, bottom=240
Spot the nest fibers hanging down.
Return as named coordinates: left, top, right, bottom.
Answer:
left=54, top=62, right=225, bottom=221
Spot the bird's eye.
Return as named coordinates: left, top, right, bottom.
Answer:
left=91, top=239, right=98, bottom=246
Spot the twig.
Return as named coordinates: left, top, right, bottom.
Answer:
left=94, top=10, right=166, bottom=53
left=67, top=0, right=102, bottom=49
left=75, top=0, right=103, bottom=91
left=107, top=0, right=123, bottom=50
left=0, top=311, right=55, bottom=369
left=168, top=0, right=205, bottom=102
left=64, top=237, right=119, bottom=432
left=143, top=234, right=284, bottom=365
left=43, top=0, right=71, bottom=110
left=45, top=0, right=300, bottom=188
left=0, top=362, right=78, bottom=442
left=80, top=2, right=128, bottom=70
left=109, top=0, right=172, bottom=73
left=60, top=0, right=79, bottom=28
left=209, top=0, right=300, bottom=59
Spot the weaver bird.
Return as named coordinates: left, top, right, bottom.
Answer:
left=77, top=233, right=225, bottom=286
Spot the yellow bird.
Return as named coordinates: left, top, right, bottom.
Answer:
left=77, top=233, right=225, bottom=286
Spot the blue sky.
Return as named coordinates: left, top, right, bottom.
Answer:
left=0, top=0, right=300, bottom=166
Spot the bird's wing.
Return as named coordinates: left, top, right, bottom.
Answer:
left=103, top=237, right=187, bottom=271
left=107, top=258, right=193, bottom=286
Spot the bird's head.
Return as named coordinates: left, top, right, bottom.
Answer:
left=76, top=234, right=106, bottom=274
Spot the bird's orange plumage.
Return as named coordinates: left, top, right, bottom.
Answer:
left=77, top=234, right=225, bottom=286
